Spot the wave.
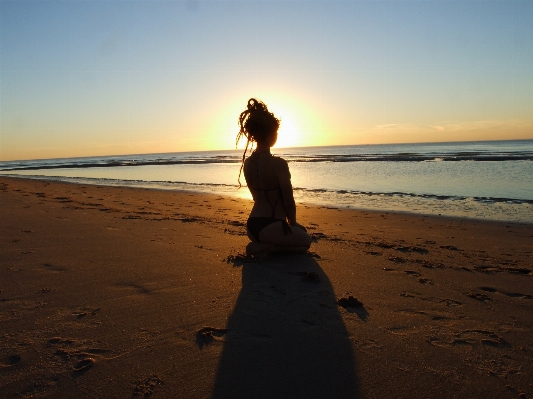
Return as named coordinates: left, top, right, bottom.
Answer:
left=6, top=173, right=532, bottom=206
left=0, top=156, right=241, bottom=171
left=299, top=188, right=533, bottom=205
left=1, top=151, right=532, bottom=172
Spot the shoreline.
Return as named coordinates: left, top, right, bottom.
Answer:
left=1, top=174, right=532, bottom=225
left=1, top=176, right=532, bottom=398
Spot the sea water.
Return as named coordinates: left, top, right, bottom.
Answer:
left=1, top=140, right=532, bottom=223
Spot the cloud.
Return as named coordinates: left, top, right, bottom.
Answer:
left=372, top=123, right=420, bottom=131
left=429, top=119, right=532, bottom=133
left=373, top=119, right=533, bottom=134
left=365, top=119, right=533, bottom=145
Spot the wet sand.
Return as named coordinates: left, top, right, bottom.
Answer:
left=1, top=176, right=532, bottom=398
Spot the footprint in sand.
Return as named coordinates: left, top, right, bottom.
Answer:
left=466, top=291, right=492, bottom=302
left=72, top=307, right=101, bottom=318
left=337, top=295, right=370, bottom=320
left=113, top=282, right=152, bottom=295
left=440, top=245, right=461, bottom=251
left=48, top=337, right=109, bottom=375
left=396, top=246, right=429, bottom=254
left=0, top=354, right=21, bottom=367
left=480, top=286, right=533, bottom=299
left=439, top=298, right=463, bottom=307
left=72, top=358, right=95, bottom=375
left=388, top=256, right=408, bottom=264
left=503, top=267, right=532, bottom=275
left=42, top=263, right=68, bottom=272
left=433, top=330, right=511, bottom=349
left=473, top=265, right=502, bottom=273
left=196, top=327, right=229, bottom=348
left=454, top=329, right=511, bottom=348
left=400, top=292, right=463, bottom=307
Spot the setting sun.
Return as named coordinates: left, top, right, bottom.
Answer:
left=275, top=113, right=301, bottom=149
left=261, top=94, right=324, bottom=149
left=217, top=93, right=322, bottom=152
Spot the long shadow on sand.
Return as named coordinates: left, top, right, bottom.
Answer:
left=211, top=253, right=361, bottom=399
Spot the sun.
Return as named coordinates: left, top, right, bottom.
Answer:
left=275, top=113, right=301, bottom=149
left=208, top=93, right=322, bottom=151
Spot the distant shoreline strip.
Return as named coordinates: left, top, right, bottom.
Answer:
left=3, top=173, right=532, bottom=206
left=2, top=154, right=532, bottom=172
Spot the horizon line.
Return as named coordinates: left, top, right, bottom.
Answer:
left=1, top=137, right=532, bottom=164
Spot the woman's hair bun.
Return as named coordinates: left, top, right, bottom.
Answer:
left=247, top=98, right=267, bottom=113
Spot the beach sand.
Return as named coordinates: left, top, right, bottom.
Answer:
left=1, top=176, right=532, bottom=399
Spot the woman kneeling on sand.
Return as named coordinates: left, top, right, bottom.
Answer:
left=236, top=98, right=312, bottom=256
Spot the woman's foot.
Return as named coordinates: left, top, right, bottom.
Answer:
left=246, top=242, right=271, bottom=257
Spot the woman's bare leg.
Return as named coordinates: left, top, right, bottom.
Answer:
left=260, top=222, right=312, bottom=247
left=246, top=242, right=309, bottom=256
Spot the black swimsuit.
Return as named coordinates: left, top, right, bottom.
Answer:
left=247, top=216, right=291, bottom=242
left=246, top=153, right=292, bottom=242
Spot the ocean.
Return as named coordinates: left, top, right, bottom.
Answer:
left=1, top=140, right=532, bottom=223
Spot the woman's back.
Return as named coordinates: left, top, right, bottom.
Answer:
left=244, top=152, right=289, bottom=220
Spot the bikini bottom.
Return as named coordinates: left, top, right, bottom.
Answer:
left=246, top=217, right=292, bottom=243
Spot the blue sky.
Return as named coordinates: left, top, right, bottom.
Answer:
left=1, top=0, right=532, bottom=161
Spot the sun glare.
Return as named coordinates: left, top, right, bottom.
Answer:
left=210, top=93, right=325, bottom=151
left=275, top=113, right=301, bottom=149
left=266, top=94, right=325, bottom=149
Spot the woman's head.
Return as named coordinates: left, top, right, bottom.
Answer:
left=236, top=98, right=280, bottom=186
left=237, top=98, right=280, bottom=147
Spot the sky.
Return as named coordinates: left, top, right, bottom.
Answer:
left=1, top=0, right=532, bottom=161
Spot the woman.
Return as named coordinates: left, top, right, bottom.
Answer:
left=236, top=98, right=312, bottom=256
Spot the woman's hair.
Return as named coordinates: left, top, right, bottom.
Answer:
left=236, top=98, right=280, bottom=186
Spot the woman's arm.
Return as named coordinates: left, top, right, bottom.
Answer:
left=277, top=159, right=301, bottom=227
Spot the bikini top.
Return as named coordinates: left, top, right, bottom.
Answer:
left=248, top=152, right=283, bottom=218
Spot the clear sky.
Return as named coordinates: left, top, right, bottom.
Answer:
left=1, top=0, right=532, bottom=161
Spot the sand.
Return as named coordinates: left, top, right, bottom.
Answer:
left=0, top=176, right=532, bottom=399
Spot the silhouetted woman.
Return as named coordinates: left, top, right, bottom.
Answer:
left=236, top=98, right=312, bottom=255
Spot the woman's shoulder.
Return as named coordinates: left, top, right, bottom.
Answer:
left=244, top=152, right=288, bottom=169
left=245, top=151, right=286, bottom=162
left=271, top=155, right=289, bottom=170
